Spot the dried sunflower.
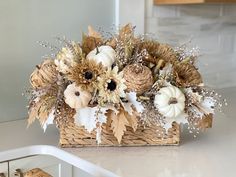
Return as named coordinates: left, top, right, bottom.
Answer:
left=97, top=66, right=127, bottom=104
left=68, top=59, right=104, bottom=92
left=173, top=63, right=203, bottom=87
left=139, top=41, right=177, bottom=65
left=55, top=41, right=84, bottom=74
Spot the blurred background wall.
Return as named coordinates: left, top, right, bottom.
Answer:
left=1, top=0, right=235, bottom=123
left=145, top=0, right=236, bottom=89
left=0, top=0, right=115, bottom=122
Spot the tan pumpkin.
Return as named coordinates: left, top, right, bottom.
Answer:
left=86, top=45, right=116, bottom=68
left=154, top=86, right=185, bottom=118
left=64, top=83, right=92, bottom=109
left=30, top=59, right=58, bottom=89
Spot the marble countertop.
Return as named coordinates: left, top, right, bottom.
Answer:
left=0, top=87, right=235, bottom=177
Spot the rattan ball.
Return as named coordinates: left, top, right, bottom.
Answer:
left=30, top=59, right=58, bottom=89
left=123, top=64, right=154, bottom=95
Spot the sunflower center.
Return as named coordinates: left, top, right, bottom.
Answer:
left=107, top=80, right=117, bottom=91
left=75, top=91, right=80, bottom=96
left=179, top=74, right=185, bottom=80
left=168, top=97, right=178, bottom=105
left=84, top=71, right=93, bottom=80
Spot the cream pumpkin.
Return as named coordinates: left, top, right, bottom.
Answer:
left=154, top=86, right=185, bottom=118
left=64, top=83, right=92, bottom=109
left=86, top=45, right=115, bottom=68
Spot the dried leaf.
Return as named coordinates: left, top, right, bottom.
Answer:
left=81, top=34, right=103, bottom=55
left=197, top=114, right=213, bottom=130
left=28, top=102, right=40, bottom=127
left=126, top=92, right=144, bottom=113
left=28, top=95, right=56, bottom=127
left=106, top=37, right=116, bottom=49
left=119, top=23, right=134, bottom=39
left=163, top=112, right=188, bottom=130
left=105, top=110, right=113, bottom=130
left=38, top=109, right=49, bottom=125
left=88, top=26, right=102, bottom=39
left=38, top=96, right=56, bottom=125
left=199, top=97, right=215, bottom=115
left=111, top=109, right=129, bottom=143
left=42, top=110, right=55, bottom=132
left=74, top=106, right=108, bottom=133
left=124, top=111, right=138, bottom=132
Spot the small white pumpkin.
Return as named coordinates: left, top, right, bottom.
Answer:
left=64, top=83, right=92, bottom=109
left=86, top=45, right=116, bottom=68
left=154, top=86, right=185, bottom=118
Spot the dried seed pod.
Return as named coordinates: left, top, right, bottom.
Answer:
left=123, top=64, right=154, bottom=95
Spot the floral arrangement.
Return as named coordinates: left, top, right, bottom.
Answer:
left=27, top=24, right=225, bottom=144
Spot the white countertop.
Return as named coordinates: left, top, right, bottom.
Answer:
left=0, top=87, right=235, bottom=177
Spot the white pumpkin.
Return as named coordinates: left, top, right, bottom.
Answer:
left=86, top=45, right=116, bottom=68
left=64, top=83, right=92, bottom=109
left=154, top=86, right=185, bottom=118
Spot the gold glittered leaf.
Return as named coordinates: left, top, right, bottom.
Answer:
left=110, top=109, right=129, bottom=144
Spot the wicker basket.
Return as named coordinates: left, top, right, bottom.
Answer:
left=58, top=113, right=214, bottom=147
left=15, top=168, right=52, bottom=177
left=59, top=118, right=180, bottom=147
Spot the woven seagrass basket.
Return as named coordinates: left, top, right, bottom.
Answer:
left=58, top=114, right=213, bottom=147
left=59, top=118, right=180, bottom=147
left=15, top=168, right=52, bottom=177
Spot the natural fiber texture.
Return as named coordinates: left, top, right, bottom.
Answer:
left=23, top=168, right=52, bottom=177
left=123, top=64, right=154, bottom=95
left=198, top=114, right=213, bottom=129
left=174, top=63, right=203, bottom=87
left=59, top=120, right=180, bottom=147
left=140, top=41, right=177, bottom=64
left=82, top=35, right=103, bottom=55
left=68, top=60, right=104, bottom=92
left=54, top=101, right=76, bottom=128
left=30, top=59, right=58, bottom=89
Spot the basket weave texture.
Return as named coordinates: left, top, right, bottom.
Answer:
left=24, top=168, right=52, bottom=177
left=59, top=119, right=180, bottom=147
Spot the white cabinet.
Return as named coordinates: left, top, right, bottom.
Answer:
left=9, top=155, right=72, bottom=177
left=0, top=162, right=8, bottom=177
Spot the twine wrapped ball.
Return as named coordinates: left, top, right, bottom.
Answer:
left=30, top=59, right=58, bottom=89
left=123, top=64, right=154, bottom=95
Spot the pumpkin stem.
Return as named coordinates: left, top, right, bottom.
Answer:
left=168, top=97, right=178, bottom=105
left=36, top=65, right=40, bottom=69
left=96, top=46, right=100, bottom=55
left=93, top=38, right=100, bottom=55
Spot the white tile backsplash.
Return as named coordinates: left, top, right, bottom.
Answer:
left=222, top=4, right=236, bottom=16
left=153, top=6, right=178, bottom=17
left=145, top=0, right=236, bottom=89
left=177, top=5, right=221, bottom=18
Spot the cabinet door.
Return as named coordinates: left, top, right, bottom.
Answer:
left=9, top=155, right=72, bottom=177
left=0, top=162, right=8, bottom=177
